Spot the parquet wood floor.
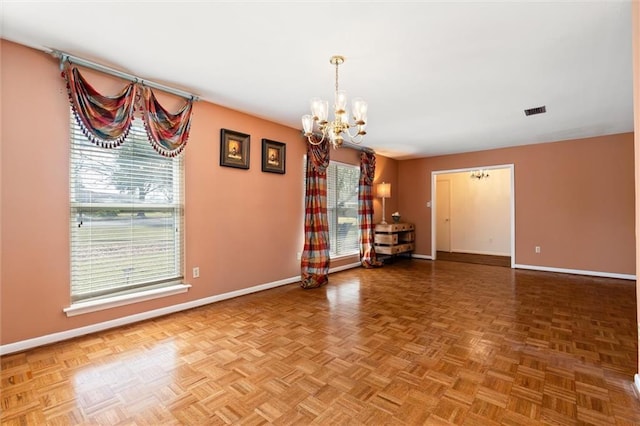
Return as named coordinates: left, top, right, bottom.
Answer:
left=436, top=252, right=511, bottom=268
left=2, top=259, right=639, bottom=425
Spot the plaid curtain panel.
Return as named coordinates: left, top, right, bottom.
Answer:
left=63, top=63, right=193, bottom=157
left=359, top=151, right=383, bottom=268
left=300, top=139, right=330, bottom=289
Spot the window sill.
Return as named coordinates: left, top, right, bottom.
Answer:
left=330, top=252, right=359, bottom=261
left=63, top=283, right=191, bottom=317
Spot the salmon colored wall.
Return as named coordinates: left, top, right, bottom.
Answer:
left=0, top=40, right=390, bottom=346
left=398, top=133, right=635, bottom=275
left=374, top=155, right=399, bottom=224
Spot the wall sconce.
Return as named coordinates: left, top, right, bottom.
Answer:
left=470, top=170, right=490, bottom=180
left=377, top=182, right=391, bottom=224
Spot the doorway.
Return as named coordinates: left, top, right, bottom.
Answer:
left=431, top=165, right=515, bottom=268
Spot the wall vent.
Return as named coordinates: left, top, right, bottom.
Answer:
left=524, top=105, right=546, bottom=116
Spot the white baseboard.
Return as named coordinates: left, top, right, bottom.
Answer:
left=411, top=254, right=434, bottom=260
left=514, top=263, right=636, bottom=281
left=451, top=249, right=511, bottom=257
left=1, top=262, right=364, bottom=356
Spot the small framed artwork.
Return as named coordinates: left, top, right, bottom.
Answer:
left=261, top=139, right=286, bottom=174
left=220, top=129, right=250, bottom=169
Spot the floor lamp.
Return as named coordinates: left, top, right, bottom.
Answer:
left=377, top=182, right=391, bottom=224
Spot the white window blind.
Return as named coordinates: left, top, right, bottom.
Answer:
left=70, top=115, right=184, bottom=303
left=304, top=158, right=360, bottom=257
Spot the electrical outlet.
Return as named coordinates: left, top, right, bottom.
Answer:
left=192, top=267, right=200, bottom=278
left=535, top=246, right=541, bottom=254
left=296, top=252, right=302, bottom=260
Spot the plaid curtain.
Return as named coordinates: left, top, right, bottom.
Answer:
left=359, top=151, right=383, bottom=268
left=141, top=86, right=193, bottom=157
left=62, top=61, right=137, bottom=148
left=62, top=63, right=193, bottom=157
left=300, top=138, right=330, bottom=289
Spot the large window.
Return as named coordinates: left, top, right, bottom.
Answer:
left=70, top=115, right=184, bottom=303
left=304, top=158, right=360, bottom=258
left=327, top=162, right=360, bottom=257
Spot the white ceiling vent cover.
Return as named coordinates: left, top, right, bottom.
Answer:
left=524, top=106, right=547, bottom=116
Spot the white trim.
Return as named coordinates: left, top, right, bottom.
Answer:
left=634, top=374, right=640, bottom=398
left=431, top=164, right=516, bottom=266
left=330, top=253, right=360, bottom=262
left=509, top=166, right=516, bottom=268
left=1, top=263, right=365, bottom=356
left=64, top=284, right=192, bottom=317
left=514, top=263, right=636, bottom=280
left=451, top=249, right=511, bottom=257
left=411, top=254, right=434, bottom=260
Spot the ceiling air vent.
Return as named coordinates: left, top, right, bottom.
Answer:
left=524, top=105, right=546, bottom=116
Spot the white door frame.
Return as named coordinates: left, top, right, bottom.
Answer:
left=431, top=164, right=515, bottom=268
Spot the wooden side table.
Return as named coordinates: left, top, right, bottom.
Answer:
left=374, top=222, right=415, bottom=259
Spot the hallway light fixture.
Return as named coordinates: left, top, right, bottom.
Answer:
left=377, top=182, right=391, bottom=224
left=302, top=55, right=368, bottom=149
left=470, top=170, right=490, bottom=180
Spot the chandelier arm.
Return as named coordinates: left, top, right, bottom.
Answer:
left=349, top=133, right=365, bottom=144
left=343, top=126, right=359, bottom=139
left=307, top=131, right=326, bottom=146
left=343, top=126, right=365, bottom=143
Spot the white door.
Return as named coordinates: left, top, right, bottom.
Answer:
left=436, top=179, right=451, bottom=252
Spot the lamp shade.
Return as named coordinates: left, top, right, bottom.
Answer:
left=301, top=115, right=313, bottom=135
left=311, top=98, right=328, bottom=123
left=377, top=182, right=391, bottom=198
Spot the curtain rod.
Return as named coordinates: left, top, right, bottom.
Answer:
left=305, top=131, right=375, bottom=154
left=342, top=141, right=375, bottom=154
left=50, top=49, right=199, bottom=101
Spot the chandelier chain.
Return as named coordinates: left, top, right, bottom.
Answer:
left=335, top=60, right=339, bottom=95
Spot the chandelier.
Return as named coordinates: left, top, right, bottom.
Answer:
left=470, top=170, right=490, bottom=180
left=302, top=55, right=368, bottom=148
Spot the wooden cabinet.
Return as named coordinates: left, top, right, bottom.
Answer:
left=374, top=222, right=415, bottom=257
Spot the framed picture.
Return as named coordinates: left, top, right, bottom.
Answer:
left=261, top=139, right=286, bottom=174
left=220, top=129, right=250, bottom=169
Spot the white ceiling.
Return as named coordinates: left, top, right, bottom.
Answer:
left=1, top=1, right=634, bottom=159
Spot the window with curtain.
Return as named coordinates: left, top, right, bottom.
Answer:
left=304, top=158, right=359, bottom=258
left=70, top=114, right=184, bottom=303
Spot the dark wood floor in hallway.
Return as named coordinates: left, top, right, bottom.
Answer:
left=2, top=259, right=639, bottom=425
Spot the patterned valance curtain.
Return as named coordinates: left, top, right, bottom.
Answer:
left=300, top=137, right=331, bottom=289
left=63, top=62, right=137, bottom=148
left=141, top=86, right=193, bottom=157
left=359, top=151, right=383, bottom=268
left=62, top=62, right=193, bottom=157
